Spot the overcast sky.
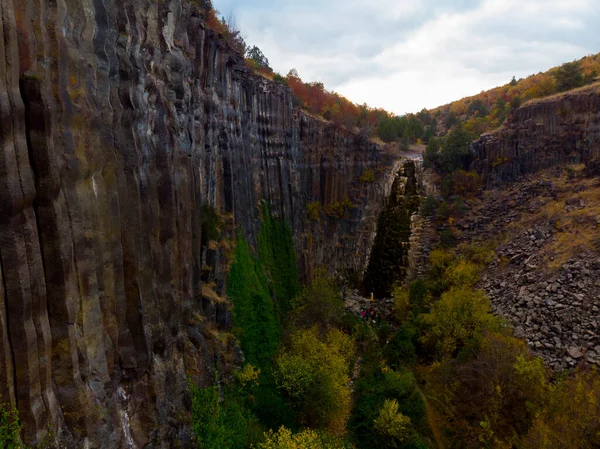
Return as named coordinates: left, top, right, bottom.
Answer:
left=213, top=0, right=599, bottom=114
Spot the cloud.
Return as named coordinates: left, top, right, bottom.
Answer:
left=213, top=0, right=599, bottom=113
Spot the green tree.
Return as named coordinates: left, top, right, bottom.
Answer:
left=438, top=126, right=472, bottom=174
left=374, top=399, right=412, bottom=443
left=246, top=45, right=271, bottom=70
left=510, top=95, right=522, bottom=110
left=275, top=327, right=355, bottom=434
left=423, top=138, right=441, bottom=169
left=553, top=61, right=584, bottom=92
left=377, top=116, right=399, bottom=143
left=258, top=426, right=349, bottom=449
left=509, top=76, right=518, bottom=86
left=423, top=287, right=499, bottom=356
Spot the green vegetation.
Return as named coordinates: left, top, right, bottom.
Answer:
left=275, top=328, right=355, bottom=434
left=0, top=403, right=21, bottom=449
left=191, top=376, right=257, bottom=449
left=227, top=233, right=280, bottom=368
left=258, top=202, right=301, bottom=320
left=258, top=426, right=350, bottom=449
left=307, top=201, right=322, bottom=221
left=324, top=198, right=353, bottom=218
left=359, top=169, right=375, bottom=183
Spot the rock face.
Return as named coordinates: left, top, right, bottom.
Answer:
left=0, top=1, right=397, bottom=447
left=472, top=85, right=600, bottom=185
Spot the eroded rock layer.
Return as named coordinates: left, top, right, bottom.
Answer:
left=0, top=1, right=396, bottom=446
left=472, top=84, right=600, bottom=185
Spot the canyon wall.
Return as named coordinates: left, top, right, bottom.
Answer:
left=472, top=84, right=600, bottom=185
left=0, top=0, right=397, bottom=446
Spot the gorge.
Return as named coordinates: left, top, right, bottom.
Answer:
left=1, top=0, right=599, bottom=448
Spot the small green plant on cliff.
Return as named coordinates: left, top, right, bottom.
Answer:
left=307, top=202, right=322, bottom=221
left=0, top=402, right=21, bottom=449
left=359, top=169, right=375, bottom=183
left=201, top=204, right=223, bottom=247
left=325, top=198, right=353, bottom=218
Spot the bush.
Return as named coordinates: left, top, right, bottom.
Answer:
left=439, top=228, right=456, bottom=248
left=422, top=195, right=438, bottom=217
left=273, top=73, right=288, bottom=85
left=0, top=402, right=21, bottom=449
left=359, top=169, right=375, bottom=183
left=258, top=426, right=350, bottom=449
left=307, top=201, right=322, bottom=221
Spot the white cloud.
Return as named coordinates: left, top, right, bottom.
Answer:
left=214, top=0, right=599, bottom=113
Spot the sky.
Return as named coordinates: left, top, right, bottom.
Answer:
left=213, top=0, right=600, bottom=114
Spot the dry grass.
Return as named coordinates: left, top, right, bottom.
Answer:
left=201, top=283, right=228, bottom=304
left=522, top=82, right=600, bottom=107
left=535, top=174, right=599, bottom=269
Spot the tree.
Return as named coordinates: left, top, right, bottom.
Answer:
left=377, top=116, right=399, bottom=143
left=553, top=61, right=584, bottom=92
left=438, top=126, right=472, bottom=174
left=374, top=399, right=412, bottom=443
left=423, top=287, right=499, bottom=356
left=509, top=95, right=522, bottom=110
left=444, top=111, right=459, bottom=130
left=258, top=426, right=348, bottom=449
left=289, top=269, right=345, bottom=332
left=246, top=45, right=271, bottom=71
left=523, top=368, right=600, bottom=448
left=423, top=137, right=441, bottom=169
left=509, top=76, right=518, bottom=86
left=275, top=327, right=355, bottom=434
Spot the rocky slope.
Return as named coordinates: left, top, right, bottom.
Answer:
left=0, top=1, right=399, bottom=446
left=472, top=83, right=600, bottom=185
left=453, top=171, right=600, bottom=372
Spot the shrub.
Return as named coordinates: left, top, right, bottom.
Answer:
left=359, top=169, right=375, bottom=183
left=0, top=402, right=21, bottom=449
left=422, top=195, right=438, bottom=217
left=258, top=426, right=350, bottom=449
left=439, top=228, right=456, bottom=248
left=273, top=73, right=288, bottom=85
left=307, top=202, right=322, bottom=221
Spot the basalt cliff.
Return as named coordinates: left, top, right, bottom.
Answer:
left=0, top=1, right=400, bottom=446
left=472, top=83, right=600, bottom=185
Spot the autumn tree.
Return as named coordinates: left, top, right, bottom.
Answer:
left=258, top=426, right=348, bottom=449
left=423, top=287, right=499, bottom=356
left=275, top=327, right=355, bottom=434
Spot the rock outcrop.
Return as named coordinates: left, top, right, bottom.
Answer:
left=0, top=1, right=397, bottom=446
left=472, top=84, right=600, bottom=185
